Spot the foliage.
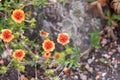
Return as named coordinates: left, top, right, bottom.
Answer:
left=107, top=11, right=120, bottom=26
left=63, top=45, right=80, bottom=68
left=90, top=28, right=101, bottom=48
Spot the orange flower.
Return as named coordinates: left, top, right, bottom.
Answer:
left=57, top=33, right=70, bottom=45
left=63, top=68, right=69, bottom=74
left=40, top=30, right=49, bottom=37
left=13, top=49, right=25, bottom=60
left=54, top=53, right=60, bottom=60
left=12, top=9, right=25, bottom=23
left=0, top=29, right=14, bottom=42
left=44, top=52, right=51, bottom=58
left=42, top=39, right=55, bottom=52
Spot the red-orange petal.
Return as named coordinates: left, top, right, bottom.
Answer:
left=12, top=9, right=25, bottom=23
left=42, top=40, right=55, bottom=52
left=57, top=33, right=70, bottom=45
left=1, top=29, right=14, bottom=42
left=44, top=52, right=51, bottom=58
left=40, top=30, right=49, bottom=37
left=13, top=49, right=25, bottom=60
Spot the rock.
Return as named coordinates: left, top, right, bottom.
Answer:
left=2, top=49, right=13, bottom=59
left=87, top=58, right=93, bottom=64
left=85, top=64, right=93, bottom=73
left=80, top=73, right=87, bottom=80
left=74, top=75, right=78, bottom=79
left=102, top=73, right=107, bottom=77
left=23, top=0, right=104, bottom=52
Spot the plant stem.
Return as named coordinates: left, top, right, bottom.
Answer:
left=80, top=45, right=92, bottom=58
left=35, top=63, right=38, bottom=80
left=6, top=59, right=13, bottom=70
left=0, top=12, right=7, bottom=18
left=18, top=70, right=20, bottom=80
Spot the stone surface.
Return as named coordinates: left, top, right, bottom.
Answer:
left=24, top=0, right=103, bottom=52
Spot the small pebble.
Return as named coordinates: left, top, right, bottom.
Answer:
left=117, top=46, right=120, bottom=52
left=101, top=38, right=107, bottom=46
left=2, top=49, right=13, bottom=58
left=89, top=67, right=93, bottom=73
left=87, top=58, right=93, bottom=64
left=102, top=73, right=106, bottom=77
left=112, top=49, right=117, bottom=53
left=74, top=75, right=78, bottom=79
left=80, top=74, right=87, bottom=80
left=0, top=59, right=4, bottom=65
left=85, top=64, right=89, bottom=69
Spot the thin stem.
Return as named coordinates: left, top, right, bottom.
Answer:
left=54, top=64, right=61, bottom=72
left=17, top=70, right=22, bottom=80
left=6, top=59, right=13, bottom=70
left=0, top=12, right=7, bottom=17
left=18, top=70, right=20, bottom=80
left=80, top=45, right=92, bottom=58
left=35, top=63, right=38, bottom=80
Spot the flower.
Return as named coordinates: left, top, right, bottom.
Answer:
left=57, top=33, right=70, bottom=45
left=42, top=39, right=55, bottom=52
left=44, top=52, right=51, bottom=58
left=0, top=29, right=14, bottom=42
left=63, top=68, right=69, bottom=74
left=12, top=9, right=25, bottom=23
left=54, top=53, right=60, bottom=60
left=40, top=30, right=49, bottom=37
left=13, top=49, right=25, bottom=60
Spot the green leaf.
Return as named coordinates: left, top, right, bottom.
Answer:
left=0, top=25, right=2, bottom=31
left=112, top=15, right=120, bottom=20
left=106, top=11, right=111, bottom=18
left=68, top=62, right=73, bottom=68
left=70, top=53, right=79, bottom=58
left=99, top=57, right=105, bottom=63
left=0, top=7, right=4, bottom=10
left=80, top=65, right=87, bottom=71
left=68, top=60, right=78, bottom=68
left=53, top=77, right=59, bottom=80
left=73, top=45, right=79, bottom=53
left=65, top=45, right=73, bottom=54
left=73, top=61, right=78, bottom=67
left=90, top=28, right=101, bottom=48
left=107, top=19, right=112, bottom=26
